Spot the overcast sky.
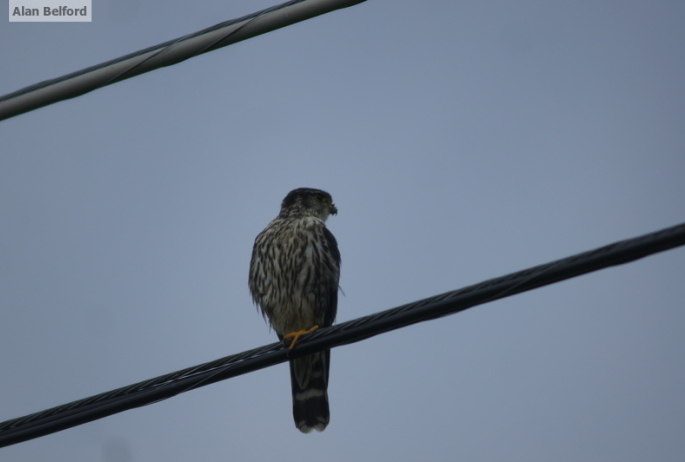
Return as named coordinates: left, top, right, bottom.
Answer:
left=1, top=1, right=684, bottom=461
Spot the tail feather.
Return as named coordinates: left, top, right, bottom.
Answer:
left=290, top=350, right=330, bottom=433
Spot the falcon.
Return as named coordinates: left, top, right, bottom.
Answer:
left=248, top=188, right=341, bottom=433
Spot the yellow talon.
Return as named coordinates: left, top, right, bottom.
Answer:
left=284, top=325, right=319, bottom=350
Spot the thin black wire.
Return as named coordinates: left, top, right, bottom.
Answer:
left=0, top=0, right=366, bottom=120
left=1, top=221, right=684, bottom=448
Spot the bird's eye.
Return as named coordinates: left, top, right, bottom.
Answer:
left=316, top=194, right=328, bottom=203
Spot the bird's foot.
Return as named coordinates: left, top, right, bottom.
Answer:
left=284, top=325, right=319, bottom=350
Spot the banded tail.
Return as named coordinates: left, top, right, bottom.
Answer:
left=290, top=350, right=330, bottom=433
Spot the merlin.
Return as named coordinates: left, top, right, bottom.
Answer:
left=249, top=188, right=341, bottom=433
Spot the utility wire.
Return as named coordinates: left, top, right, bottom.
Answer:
left=0, top=0, right=366, bottom=121
left=1, top=221, right=684, bottom=448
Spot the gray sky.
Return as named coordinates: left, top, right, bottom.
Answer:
left=1, top=1, right=684, bottom=461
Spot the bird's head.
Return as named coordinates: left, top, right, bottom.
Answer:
left=280, top=188, right=338, bottom=221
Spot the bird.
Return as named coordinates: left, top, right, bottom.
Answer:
left=248, top=188, right=341, bottom=433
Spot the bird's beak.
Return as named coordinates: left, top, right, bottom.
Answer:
left=330, top=204, right=338, bottom=215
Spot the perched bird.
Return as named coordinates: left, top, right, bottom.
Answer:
left=249, top=188, right=341, bottom=433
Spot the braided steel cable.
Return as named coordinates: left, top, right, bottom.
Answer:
left=1, top=221, right=684, bottom=447
left=0, top=0, right=366, bottom=121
